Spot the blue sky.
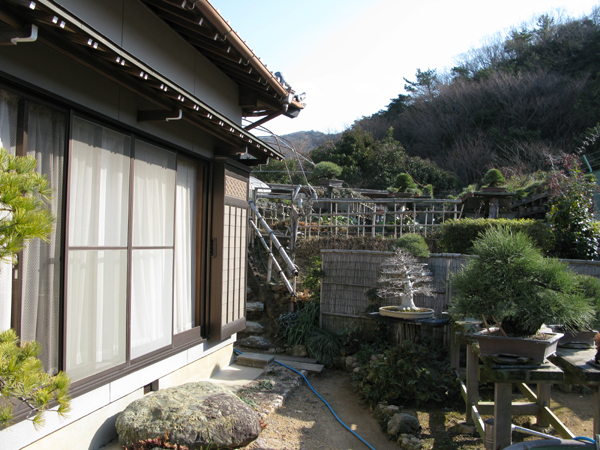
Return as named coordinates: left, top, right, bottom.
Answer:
left=210, top=0, right=600, bottom=136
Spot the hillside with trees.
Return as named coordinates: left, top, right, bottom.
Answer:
left=255, top=7, right=600, bottom=194
left=352, top=7, right=600, bottom=187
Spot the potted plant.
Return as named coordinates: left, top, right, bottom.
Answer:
left=449, top=227, right=595, bottom=364
left=480, top=168, right=507, bottom=192
left=376, top=242, right=435, bottom=319
left=552, top=274, right=600, bottom=348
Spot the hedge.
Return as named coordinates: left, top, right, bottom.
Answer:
left=436, top=218, right=554, bottom=255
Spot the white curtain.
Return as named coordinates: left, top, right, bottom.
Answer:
left=131, top=249, right=173, bottom=359
left=132, top=141, right=176, bottom=247
left=174, top=158, right=197, bottom=334
left=66, top=250, right=127, bottom=380
left=66, top=117, right=129, bottom=380
left=20, top=102, right=66, bottom=375
left=130, top=140, right=175, bottom=359
left=0, top=90, right=17, bottom=332
left=69, top=117, right=130, bottom=247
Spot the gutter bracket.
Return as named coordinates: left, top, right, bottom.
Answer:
left=137, top=108, right=182, bottom=122
left=0, top=24, right=38, bottom=46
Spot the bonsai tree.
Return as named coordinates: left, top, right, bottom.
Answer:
left=449, top=227, right=595, bottom=336
left=393, top=173, right=421, bottom=195
left=377, top=248, right=435, bottom=311
left=481, top=168, right=506, bottom=188
left=0, top=148, right=71, bottom=427
left=311, top=161, right=342, bottom=181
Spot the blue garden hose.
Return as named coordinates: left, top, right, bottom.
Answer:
left=233, top=348, right=377, bottom=450
left=573, top=436, right=596, bottom=444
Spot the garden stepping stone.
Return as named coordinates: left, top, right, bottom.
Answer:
left=236, top=352, right=274, bottom=368
left=237, top=335, right=271, bottom=349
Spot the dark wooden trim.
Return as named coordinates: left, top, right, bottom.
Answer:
left=173, top=326, right=202, bottom=347
left=68, top=335, right=207, bottom=398
left=220, top=317, right=246, bottom=340
left=209, top=159, right=226, bottom=341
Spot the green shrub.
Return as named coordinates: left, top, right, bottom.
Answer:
left=449, top=227, right=595, bottom=336
left=575, top=274, right=600, bottom=327
left=391, top=233, right=430, bottom=258
left=311, top=161, right=343, bottom=181
left=302, top=256, right=323, bottom=302
left=305, top=328, right=342, bottom=366
left=437, top=218, right=554, bottom=255
left=546, top=155, right=599, bottom=260
left=354, top=340, right=458, bottom=407
left=395, top=173, right=417, bottom=191
left=277, top=301, right=319, bottom=348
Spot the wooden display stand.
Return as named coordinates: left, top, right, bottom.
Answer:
left=452, top=322, right=600, bottom=450
left=462, top=342, right=571, bottom=450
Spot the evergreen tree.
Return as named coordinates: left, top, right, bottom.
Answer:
left=0, top=148, right=71, bottom=427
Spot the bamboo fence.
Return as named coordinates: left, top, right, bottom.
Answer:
left=320, top=250, right=600, bottom=346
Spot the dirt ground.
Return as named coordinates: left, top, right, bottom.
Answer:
left=242, top=369, right=595, bottom=450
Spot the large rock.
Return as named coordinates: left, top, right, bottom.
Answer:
left=116, top=381, right=261, bottom=449
left=387, top=412, right=422, bottom=438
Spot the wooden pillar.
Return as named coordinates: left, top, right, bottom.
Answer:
left=536, top=384, right=551, bottom=428
left=494, top=383, right=513, bottom=450
left=466, top=344, right=479, bottom=426
left=594, top=386, right=600, bottom=436
left=450, top=328, right=460, bottom=371
left=489, top=197, right=500, bottom=219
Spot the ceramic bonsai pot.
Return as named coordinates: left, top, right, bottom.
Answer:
left=551, top=327, right=597, bottom=349
left=379, top=306, right=434, bottom=319
left=474, top=328, right=563, bottom=364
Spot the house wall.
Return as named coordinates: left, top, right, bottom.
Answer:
left=0, top=40, right=217, bottom=159
left=2, top=339, right=235, bottom=450
left=0, top=2, right=254, bottom=448
left=55, top=0, right=242, bottom=122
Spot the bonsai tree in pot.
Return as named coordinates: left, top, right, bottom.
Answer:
left=377, top=244, right=435, bottom=318
left=449, top=227, right=594, bottom=337
left=480, top=168, right=506, bottom=191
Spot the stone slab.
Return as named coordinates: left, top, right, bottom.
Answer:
left=274, top=359, right=324, bottom=373
left=208, top=364, right=265, bottom=391
left=272, top=354, right=319, bottom=364
left=236, top=352, right=275, bottom=368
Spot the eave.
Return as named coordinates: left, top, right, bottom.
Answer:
left=139, top=0, right=305, bottom=127
left=0, top=0, right=284, bottom=164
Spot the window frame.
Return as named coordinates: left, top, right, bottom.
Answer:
left=0, top=78, right=213, bottom=395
